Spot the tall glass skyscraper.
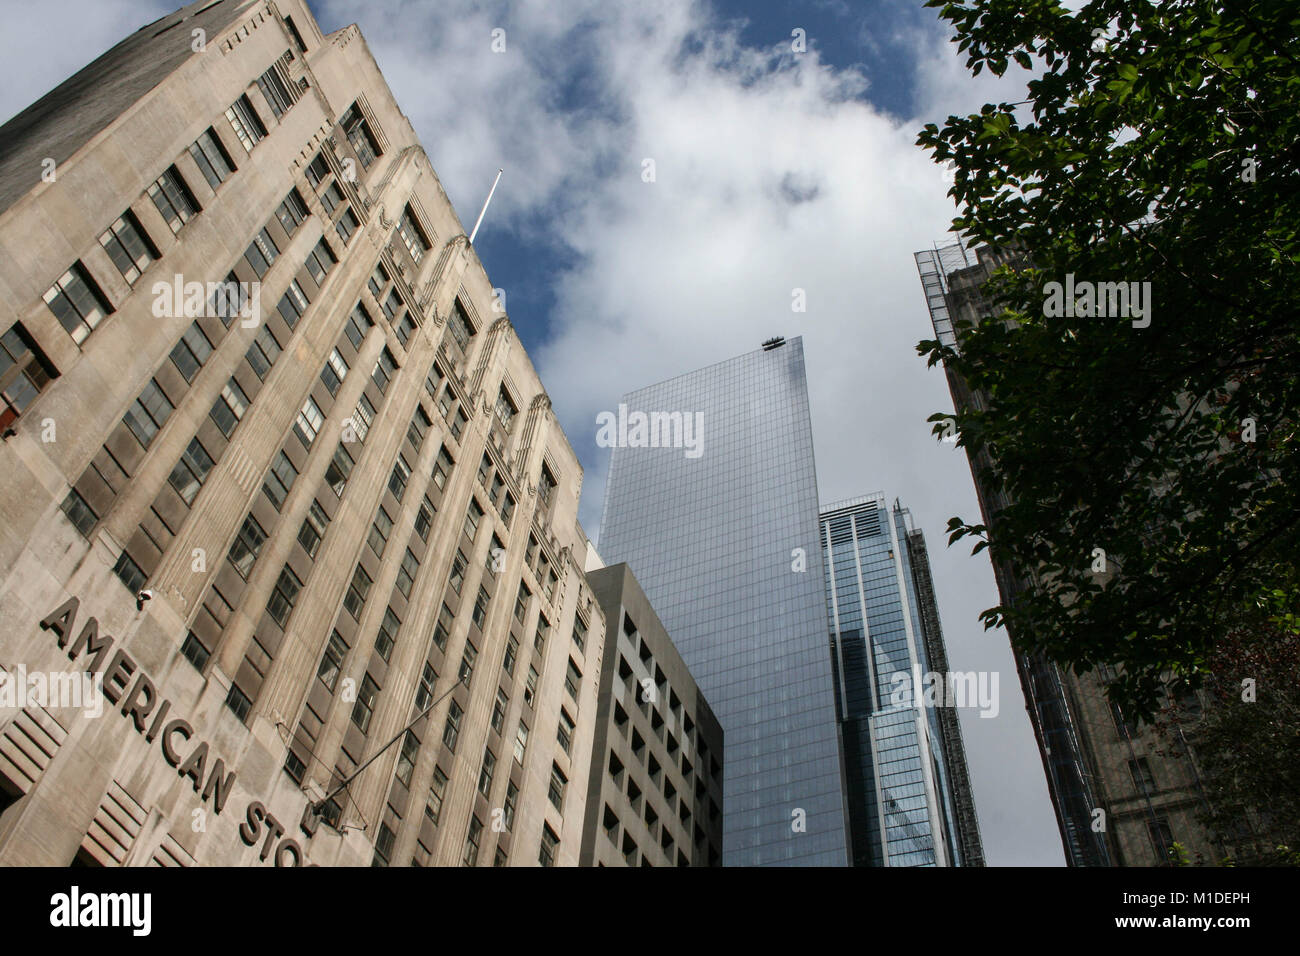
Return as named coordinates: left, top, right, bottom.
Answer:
left=597, top=337, right=850, bottom=866
left=820, top=495, right=984, bottom=867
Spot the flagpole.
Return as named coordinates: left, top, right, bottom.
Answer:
left=468, top=168, right=503, bottom=244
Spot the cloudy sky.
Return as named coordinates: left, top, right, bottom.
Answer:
left=0, top=0, right=1063, bottom=865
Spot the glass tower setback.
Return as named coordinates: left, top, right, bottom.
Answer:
left=597, top=337, right=850, bottom=866
left=821, top=494, right=984, bottom=866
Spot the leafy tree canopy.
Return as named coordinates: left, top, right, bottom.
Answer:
left=916, top=0, right=1300, bottom=717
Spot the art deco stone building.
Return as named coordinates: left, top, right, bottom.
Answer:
left=580, top=562, right=723, bottom=866
left=0, top=0, right=606, bottom=867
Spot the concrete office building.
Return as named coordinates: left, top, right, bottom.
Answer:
left=580, top=562, right=723, bottom=866
left=914, top=241, right=1221, bottom=866
left=0, top=0, right=606, bottom=867
left=598, top=336, right=851, bottom=866
left=820, top=494, right=983, bottom=867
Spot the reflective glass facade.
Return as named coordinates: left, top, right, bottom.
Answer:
left=821, top=495, right=980, bottom=866
left=598, top=338, right=850, bottom=866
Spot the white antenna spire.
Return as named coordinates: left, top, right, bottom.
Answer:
left=468, top=168, right=503, bottom=244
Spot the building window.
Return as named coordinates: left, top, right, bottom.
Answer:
left=513, top=583, right=530, bottom=624
left=335, top=206, right=360, bottom=243
left=0, top=324, right=55, bottom=427
left=224, top=684, right=253, bottom=723
left=372, top=823, right=395, bottom=867
left=189, top=128, right=236, bottom=189
left=471, top=586, right=490, bottom=631
left=463, top=498, right=484, bottom=542
left=209, top=378, right=249, bottom=437
left=297, top=499, right=330, bottom=559
left=538, top=465, right=557, bottom=510
left=317, top=630, right=347, bottom=691
left=477, top=747, right=496, bottom=797
left=275, top=188, right=310, bottom=236
left=372, top=347, right=397, bottom=393
left=382, top=289, right=403, bottom=323
left=225, top=95, right=266, bottom=152
left=375, top=607, right=401, bottom=662
left=245, top=328, right=282, bottom=383
left=277, top=280, right=309, bottom=329
left=427, top=768, right=448, bottom=824
left=345, top=302, right=372, bottom=349
left=534, top=614, right=549, bottom=652
left=321, top=181, right=343, bottom=216
left=98, top=212, right=156, bottom=286
left=60, top=489, right=98, bottom=538
left=226, top=512, right=266, bottom=580
left=293, top=396, right=324, bottom=449
left=443, top=699, right=463, bottom=751
left=351, top=393, right=375, bottom=443
left=572, top=615, right=587, bottom=653
left=352, top=674, right=380, bottom=733
left=478, top=454, right=492, bottom=486
left=524, top=665, right=539, bottom=708
left=306, top=238, right=336, bottom=284
left=262, top=450, right=298, bottom=511
left=243, top=227, right=280, bottom=278
left=513, top=722, right=528, bottom=764
left=432, top=603, right=454, bottom=652
left=450, top=408, right=468, bottom=442
left=494, top=387, right=516, bottom=431
left=458, top=639, right=478, bottom=683
left=123, top=378, right=174, bottom=449
left=43, top=263, right=111, bottom=345
left=1129, top=757, right=1157, bottom=795
left=168, top=322, right=213, bottom=383
left=499, top=492, right=515, bottom=527
left=266, top=564, right=303, bottom=628
left=395, top=731, right=419, bottom=787
left=414, top=495, right=434, bottom=541
left=166, top=437, right=214, bottom=506
left=503, top=780, right=518, bottom=831
left=539, top=824, right=559, bottom=867
left=388, top=454, right=411, bottom=500
left=447, top=300, right=474, bottom=351
left=369, top=262, right=390, bottom=298
left=463, top=815, right=483, bottom=867
left=448, top=549, right=468, bottom=595
left=306, top=152, right=329, bottom=189
left=1148, top=815, right=1175, bottom=864
left=503, top=634, right=518, bottom=676
left=343, top=563, right=372, bottom=620
left=148, top=166, right=199, bottom=234
left=320, top=348, right=349, bottom=396
left=368, top=505, right=393, bottom=557
left=491, top=688, right=508, bottom=734
left=557, top=709, right=574, bottom=756
left=342, top=103, right=381, bottom=168
left=432, top=446, right=454, bottom=490
left=180, top=632, right=210, bottom=672
left=395, top=549, right=419, bottom=599
left=415, top=662, right=437, bottom=711
left=112, top=550, right=147, bottom=593
left=548, top=762, right=567, bottom=811
left=397, top=206, right=429, bottom=262
left=257, top=62, right=296, bottom=117
left=564, top=658, right=582, bottom=701
left=325, top=442, right=355, bottom=497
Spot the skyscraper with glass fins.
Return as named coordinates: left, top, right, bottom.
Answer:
left=820, top=495, right=984, bottom=867
left=597, top=336, right=850, bottom=866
